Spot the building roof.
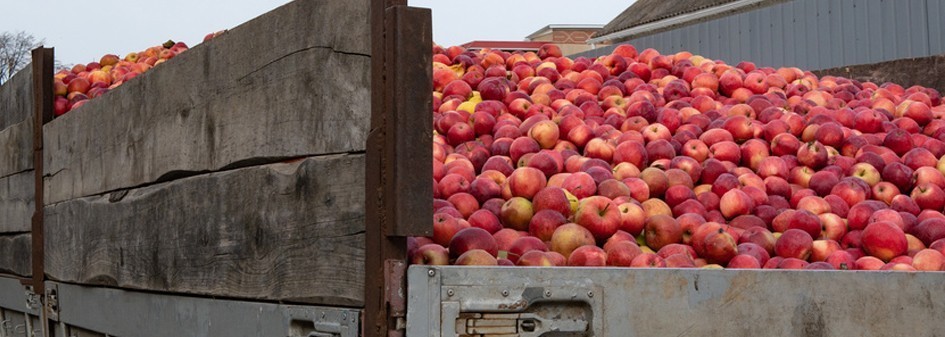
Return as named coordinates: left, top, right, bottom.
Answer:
left=525, top=24, right=605, bottom=41
left=593, top=0, right=784, bottom=43
left=460, top=40, right=548, bottom=51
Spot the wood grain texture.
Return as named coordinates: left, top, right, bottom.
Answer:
left=0, top=118, right=32, bottom=179
left=43, top=0, right=371, bottom=205
left=45, top=154, right=365, bottom=306
left=0, top=170, right=33, bottom=234
left=0, top=234, right=31, bottom=277
left=0, top=66, right=32, bottom=131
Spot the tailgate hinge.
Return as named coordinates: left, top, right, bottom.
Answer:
left=385, top=259, right=408, bottom=337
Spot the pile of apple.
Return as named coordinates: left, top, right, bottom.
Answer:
left=412, top=42, right=945, bottom=271
left=53, top=40, right=190, bottom=116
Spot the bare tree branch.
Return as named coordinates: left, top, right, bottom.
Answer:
left=0, top=31, right=43, bottom=85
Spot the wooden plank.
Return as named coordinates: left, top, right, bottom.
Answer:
left=42, top=0, right=371, bottom=205
left=0, top=66, right=32, bottom=131
left=44, top=154, right=366, bottom=306
left=0, top=170, right=33, bottom=234
left=0, top=234, right=31, bottom=277
left=0, top=118, right=32, bottom=178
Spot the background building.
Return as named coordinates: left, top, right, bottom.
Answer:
left=525, top=24, right=605, bottom=55
left=577, top=0, right=945, bottom=71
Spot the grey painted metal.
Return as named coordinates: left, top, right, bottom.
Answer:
left=573, top=0, right=945, bottom=71
left=0, top=277, right=41, bottom=337
left=47, top=282, right=359, bottom=337
left=408, top=266, right=945, bottom=337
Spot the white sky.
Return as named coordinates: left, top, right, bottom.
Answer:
left=1, top=0, right=633, bottom=65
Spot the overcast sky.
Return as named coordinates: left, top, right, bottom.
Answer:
left=1, top=0, right=633, bottom=65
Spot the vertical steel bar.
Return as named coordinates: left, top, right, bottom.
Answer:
left=29, top=46, right=53, bottom=337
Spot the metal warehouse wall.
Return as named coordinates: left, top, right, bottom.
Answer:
left=575, top=0, right=945, bottom=70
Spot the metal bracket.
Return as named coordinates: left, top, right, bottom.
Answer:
left=458, top=312, right=589, bottom=336
left=44, top=283, right=58, bottom=321
left=288, top=307, right=360, bottom=337
left=442, top=285, right=599, bottom=337
left=24, top=286, right=40, bottom=313
left=384, top=259, right=407, bottom=337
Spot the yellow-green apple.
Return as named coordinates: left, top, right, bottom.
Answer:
left=455, top=249, right=498, bottom=266
left=528, top=120, right=559, bottom=149
left=516, top=251, right=555, bottom=266
left=550, top=223, right=596, bottom=258
left=500, top=197, right=533, bottom=231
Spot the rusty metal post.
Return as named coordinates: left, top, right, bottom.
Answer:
left=365, top=1, right=432, bottom=336
left=29, top=46, right=53, bottom=337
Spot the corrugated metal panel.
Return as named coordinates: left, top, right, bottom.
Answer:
left=930, top=0, right=945, bottom=55
left=571, top=0, right=943, bottom=69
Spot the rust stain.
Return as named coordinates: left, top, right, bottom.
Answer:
left=498, top=299, right=529, bottom=310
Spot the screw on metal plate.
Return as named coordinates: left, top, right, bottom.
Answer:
left=447, top=289, right=455, bottom=297
left=544, top=290, right=552, bottom=298
left=427, top=269, right=436, bottom=277
left=587, top=291, right=594, bottom=298
left=501, top=290, right=509, bottom=297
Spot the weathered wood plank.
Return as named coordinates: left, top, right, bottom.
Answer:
left=0, top=66, right=32, bottom=131
left=45, top=154, right=366, bottom=306
left=0, top=170, right=33, bottom=234
left=43, top=0, right=371, bottom=205
left=0, top=234, right=31, bottom=277
left=0, top=118, right=33, bottom=178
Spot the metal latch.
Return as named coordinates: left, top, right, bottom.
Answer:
left=24, top=286, right=40, bottom=312
left=458, top=313, right=589, bottom=336
left=45, top=284, right=60, bottom=321
left=307, top=322, right=343, bottom=337
left=288, top=308, right=359, bottom=337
